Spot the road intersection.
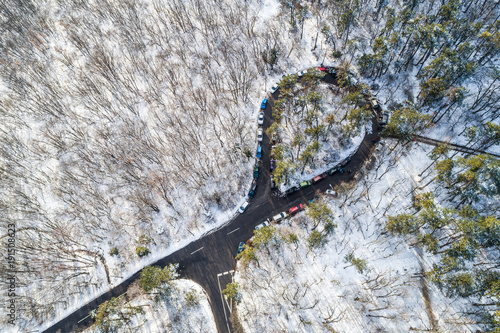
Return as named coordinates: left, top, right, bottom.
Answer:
left=44, top=72, right=381, bottom=333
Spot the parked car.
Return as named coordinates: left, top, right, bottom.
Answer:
left=300, top=180, right=311, bottom=188
left=380, top=111, right=390, bottom=126
left=270, top=84, right=279, bottom=94
left=298, top=70, right=307, bottom=77
left=256, top=146, right=262, bottom=158
left=288, top=204, right=304, bottom=215
left=253, top=165, right=259, bottom=178
left=325, top=66, right=337, bottom=75
left=308, top=196, right=320, bottom=204
left=248, top=181, right=257, bottom=198
left=312, top=173, right=327, bottom=184
left=270, top=159, right=276, bottom=171
left=261, top=99, right=267, bottom=109
left=258, top=112, right=264, bottom=125
left=255, top=220, right=270, bottom=230
left=340, top=156, right=351, bottom=167
left=285, top=186, right=300, bottom=196
left=257, top=128, right=263, bottom=142
left=369, top=98, right=380, bottom=110
left=376, top=140, right=385, bottom=152
left=318, top=67, right=326, bottom=71
left=239, top=201, right=249, bottom=213
left=236, top=242, right=245, bottom=255
left=328, top=166, right=341, bottom=175
left=272, top=211, right=289, bottom=222
left=326, top=189, right=337, bottom=196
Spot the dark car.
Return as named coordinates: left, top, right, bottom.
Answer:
left=308, top=196, right=320, bottom=204
left=248, top=181, right=257, bottom=198
left=312, top=173, right=327, bottom=184
left=253, top=165, right=259, bottom=178
left=379, top=111, right=390, bottom=126
left=328, top=166, right=341, bottom=175
left=285, top=186, right=299, bottom=196
left=325, top=66, right=337, bottom=75
left=270, top=159, right=276, bottom=171
left=236, top=242, right=245, bottom=256
left=340, top=156, right=351, bottom=167
left=288, top=204, right=304, bottom=215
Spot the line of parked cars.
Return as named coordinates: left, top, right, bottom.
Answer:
left=255, top=97, right=268, bottom=159
left=237, top=202, right=307, bottom=255
left=318, top=66, right=337, bottom=75
left=240, top=66, right=378, bottom=253
left=281, top=157, right=350, bottom=196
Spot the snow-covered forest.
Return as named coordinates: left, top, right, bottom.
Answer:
left=0, top=0, right=311, bottom=330
left=269, top=70, right=366, bottom=188
left=82, top=276, right=217, bottom=333
left=0, top=0, right=499, bottom=331
left=235, top=141, right=480, bottom=332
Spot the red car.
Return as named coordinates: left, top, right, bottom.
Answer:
left=312, top=173, right=327, bottom=184
left=318, top=67, right=326, bottom=71
left=288, top=204, right=304, bottom=215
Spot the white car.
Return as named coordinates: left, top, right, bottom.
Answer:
left=239, top=201, right=249, bottom=214
left=272, top=212, right=288, bottom=222
left=258, top=112, right=264, bottom=125
left=257, top=128, right=263, bottom=142
left=326, top=189, right=337, bottom=196
left=369, top=98, right=379, bottom=109
left=298, top=70, right=307, bottom=77
left=255, top=221, right=270, bottom=230
left=270, top=84, right=279, bottom=94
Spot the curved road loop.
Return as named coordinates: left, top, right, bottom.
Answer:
left=44, top=72, right=382, bottom=333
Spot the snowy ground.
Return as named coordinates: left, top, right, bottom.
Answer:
left=235, top=140, right=481, bottom=333
left=81, top=279, right=217, bottom=333
left=1, top=0, right=497, bottom=331
left=0, top=0, right=331, bottom=331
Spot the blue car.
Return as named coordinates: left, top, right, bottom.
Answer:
left=261, top=99, right=267, bottom=109
left=236, top=242, right=245, bottom=256
left=256, top=146, right=262, bottom=158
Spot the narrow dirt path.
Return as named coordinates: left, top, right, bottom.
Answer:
left=415, top=245, right=439, bottom=332
left=403, top=134, right=500, bottom=158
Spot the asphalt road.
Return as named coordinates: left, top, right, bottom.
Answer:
left=43, top=72, right=381, bottom=333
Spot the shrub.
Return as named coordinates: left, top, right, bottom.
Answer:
left=184, top=289, right=200, bottom=307
left=223, top=282, right=242, bottom=304
left=136, top=246, right=150, bottom=257
left=109, top=247, right=119, bottom=256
